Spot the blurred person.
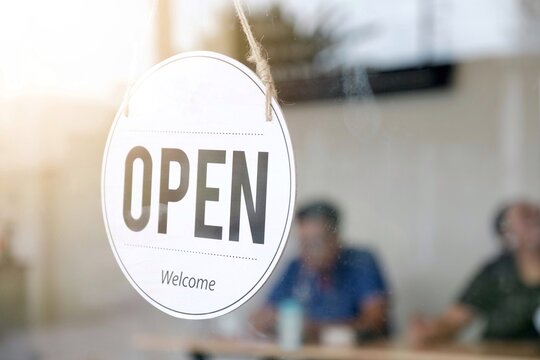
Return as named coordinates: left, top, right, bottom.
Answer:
left=409, top=201, right=540, bottom=344
left=251, top=201, right=390, bottom=343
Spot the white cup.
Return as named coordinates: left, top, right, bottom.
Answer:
left=320, top=326, right=356, bottom=347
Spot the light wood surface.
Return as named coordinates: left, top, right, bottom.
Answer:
left=134, top=335, right=540, bottom=360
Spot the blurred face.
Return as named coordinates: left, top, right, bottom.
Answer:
left=297, top=217, right=339, bottom=272
left=505, top=203, right=540, bottom=253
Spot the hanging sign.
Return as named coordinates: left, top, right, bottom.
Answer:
left=102, top=52, right=295, bottom=319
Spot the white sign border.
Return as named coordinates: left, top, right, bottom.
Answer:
left=101, top=51, right=297, bottom=319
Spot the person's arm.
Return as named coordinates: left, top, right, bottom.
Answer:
left=250, top=261, right=298, bottom=336
left=408, top=304, right=475, bottom=346
left=350, top=295, right=388, bottom=334
left=350, top=251, right=390, bottom=337
left=300, top=295, right=389, bottom=343
left=250, top=305, right=277, bottom=335
left=408, top=255, right=501, bottom=346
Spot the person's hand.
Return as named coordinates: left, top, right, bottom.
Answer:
left=303, top=320, right=321, bottom=344
left=249, top=307, right=277, bottom=337
left=408, top=316, right=438, bottom=347
left=408, top=305, right=474, bottom=347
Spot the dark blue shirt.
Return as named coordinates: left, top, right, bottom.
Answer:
left=267, top=248, right=388, bottom=322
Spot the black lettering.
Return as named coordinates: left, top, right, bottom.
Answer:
left=123, top=146, right=152, bottom=231
left=161, top=270, right=173, bottom=284
left=194, top=150, right=225, bottom=239
left=196, top=278, right=209, bottom=289
left=158, top=148, right=190, bottom=234
left=229, top=151, right=268, bottom=244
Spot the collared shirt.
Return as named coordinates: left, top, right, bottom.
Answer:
left=459, top=252, right=540, bottom=340
left=267, top=247, right=388, bottom=323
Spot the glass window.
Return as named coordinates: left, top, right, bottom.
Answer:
left=1, top=1, right=540, bottom=359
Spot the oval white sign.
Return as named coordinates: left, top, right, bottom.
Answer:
left=102, top=52, right=296, bottom=319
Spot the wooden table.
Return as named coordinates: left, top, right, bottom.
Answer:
left=134, top=335, right=540, bottom=360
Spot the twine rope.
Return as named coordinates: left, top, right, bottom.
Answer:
left=233, top=0, right=278, bottom=121
left=124, top=0, right=278, bottom=122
